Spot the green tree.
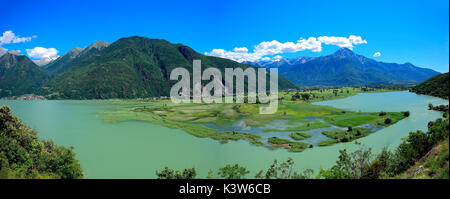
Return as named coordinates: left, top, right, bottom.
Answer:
left=407, top=131, right=431, bottom=156
left=218, top=164, right=249, bottom=179
left=156, top=166, right=197, bottom=179
left=318, top=148, right=372, bottom=179
left=206, top=169, right=214, bottom=179
left=301, top=93, right=310, bottom=101
left=428, top=119, right=449, bottom=145
left=347, top=126, right=353, bottom=132
left=291, top=92, right=301, bottom=101
left=256, top=158, right=313, bottom=179
left=402, top=111, right=410, bottom=117
left=362, top=160, right=382, bottom=179
left=0, top=105, right=82, bottom=179
left=384, top=118, right=392, bottom=124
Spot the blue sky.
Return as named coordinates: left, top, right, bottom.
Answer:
left=0, top=0, right=448, bottom=72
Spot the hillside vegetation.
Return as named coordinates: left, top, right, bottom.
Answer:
left=1, top=36, right=297, bottom=99
left=156, top=117, right=449, bottom=179
left=400, top=138, right=449, bottom=179
left=410, top=72, right=449, bottom=99
left=43, top=41, right=110, bottom=76
left=0, top=105, right=83, bottom=179
left=42, top=36, right=297, bottom=99
left=319, top=117, right=449, bottom=179
left=0, top=53, right=49, bottom=98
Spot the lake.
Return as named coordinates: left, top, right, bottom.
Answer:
left=0, top=91, right=447, bottom=178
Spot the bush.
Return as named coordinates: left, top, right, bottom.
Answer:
left=323, top=118, right=449, bottom=179
left=341, top=135, right=350, bottom=142
left=218, top=164, right=250, bottom=179
left=318, top=148, right=373, bottom=179
left=156, top=167, right=197, bottom=179
left=362, top=160, right=383, bottom=179
left=428, top=119, right=449, bottom=146
left=402, top=111, right=410, bottom=117
left=384, top=118, right=392, bottom=124
left=379, top=111, right=386, bottom=116
left=393, top=142, right=419, bottom=174
left=407, top=131, right=431, bottom=156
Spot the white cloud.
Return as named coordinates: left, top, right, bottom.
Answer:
left=26, top=47, right=59, bottom=66
left=233, top=47, right=248, bottom=53
left=205, top=35, right=366, bottom=62
left=204, top=48, right=261, bottom=63
left=0, top=30, right=36, bottom=45
left=253, top=37, right=322, bottom=56
left=373, top=52, right=381, bottom=57
left=349, top=35, right=368, bottom=45
left=318, top=35, right=367, bottom=49
left=26, top=47, right=58, bottom=59
left=297, top=37, right=323, bottom=52
left=0, top=30, right=37, bottom=57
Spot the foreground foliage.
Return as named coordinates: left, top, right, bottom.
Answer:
left=156, top=166, right=197, bottom=179
left=254, top=158, right=314, bottom=179
left=157, top=158, right=313, bottom=179
left=157, top=117, right=449, bottom=179
left=0, top=105, right=83, bottom=179
left=318, top=118, right=449, bottom=179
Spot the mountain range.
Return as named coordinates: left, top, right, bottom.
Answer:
left=42, top=37, right=296, bottom=99
left=0, top=53, right=49, bottom=97
left=0, top=36, right=297, bottom=99
left=43, top=41, right=110, bottom=76
left=245, top=48, right=440, bottom=87
left=0, top=36, right=442, bottom=99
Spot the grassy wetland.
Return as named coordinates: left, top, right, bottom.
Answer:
left=100, top=87, right=408, bottom=152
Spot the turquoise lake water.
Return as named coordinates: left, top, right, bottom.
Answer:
left=0, top=91, right=447, bottom=178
